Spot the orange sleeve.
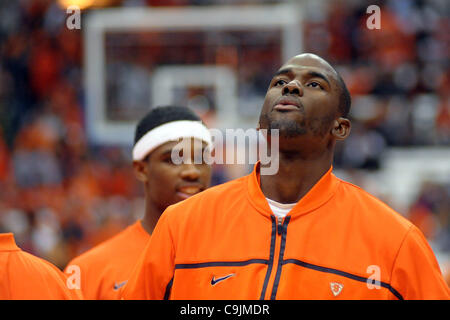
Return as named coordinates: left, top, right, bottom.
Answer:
left=390, top=225, right=450, bottom=300
left=121, top=211, right=175, bottom=300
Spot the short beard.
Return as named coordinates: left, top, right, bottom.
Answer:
left=267, top=118, right=307, bottom=138
left=260, top=113, right=335, bottom=139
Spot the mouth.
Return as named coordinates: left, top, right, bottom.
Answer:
left=176, top=185, right=204, bottom=200
left=273, top=97, right=303, bottom=112
left=273, top=104, right=300, bottom=112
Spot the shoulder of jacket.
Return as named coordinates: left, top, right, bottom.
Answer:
left=170, top=175, right=247, bottom=209
left=162, top=175, right=248, bottom=226
left=15, top=251, right=65, bottom=279
left=66, top=226, right=133, bottom=270
left=337, top=177, right=413, bottom=232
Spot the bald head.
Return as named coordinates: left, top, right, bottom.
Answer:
left=280, top=53, right=351, bottom=117
left=283, top=53, right=336, bottom=74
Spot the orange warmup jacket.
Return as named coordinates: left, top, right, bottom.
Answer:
left=121, top=163, right=450, bottom=300
left=0, top=233, right=82, bottom=300
left=65, top=220, right=150, bottom=299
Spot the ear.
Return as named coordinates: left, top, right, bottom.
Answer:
left=133, top=160, right=148, bottom=182
left=332, top=117, right=351, bottom=140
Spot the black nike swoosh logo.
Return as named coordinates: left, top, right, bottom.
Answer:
left=113, top=280, right=128, bottom=290
left=211, top=273, right=235, bottom=286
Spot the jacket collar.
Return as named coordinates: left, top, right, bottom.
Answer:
left=0, top=233, right=20, bottom=251
left=246, top=161, right=340, bottom=219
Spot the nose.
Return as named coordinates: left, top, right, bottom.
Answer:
left=282, top=80, right=303, bottom=96
left=180, top=163, right=201, bottom=181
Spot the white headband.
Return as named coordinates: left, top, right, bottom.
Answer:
left=132, top=120, right=212, bottom=161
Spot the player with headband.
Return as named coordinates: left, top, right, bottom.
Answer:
left=65, top=105, right=212, bottom=299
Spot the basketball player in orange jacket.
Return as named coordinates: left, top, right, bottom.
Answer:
left=121, top=54, right=449, bottom=300
left=65, top=106, right=212, bottom=299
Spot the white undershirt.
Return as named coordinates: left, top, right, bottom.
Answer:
left=266, top=197, right=297, bottom=219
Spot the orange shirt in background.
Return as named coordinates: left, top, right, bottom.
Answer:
left=121, top=163, right=450, bottom=300
left=0, top=233, right=82, bottom=300
left=65, top=220, right=150, bottom=300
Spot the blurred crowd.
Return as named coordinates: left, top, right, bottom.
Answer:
left=0, top=0, right=449, bottom=277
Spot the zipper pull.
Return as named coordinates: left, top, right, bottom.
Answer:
left=277, top=217, right=283, bottom=235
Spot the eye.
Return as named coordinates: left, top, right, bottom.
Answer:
left=274, top=79, right=287, bottom=87
left=307, top=81, right=323, bottom=89
left=161, top=154, right=176, bottom=165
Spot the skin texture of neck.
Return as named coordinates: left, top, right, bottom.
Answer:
left=140, top=187, right=163, bottom=235
left=260, top=147, right=333, bottom=204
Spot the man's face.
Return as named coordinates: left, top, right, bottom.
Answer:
left=134, top=137, right=212, bottom=212
left=259, top=54, right=342, bottom=146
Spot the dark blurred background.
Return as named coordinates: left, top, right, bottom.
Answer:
left=0, top=0, right=448, bottom=283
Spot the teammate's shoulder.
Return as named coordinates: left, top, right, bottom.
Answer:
left=67, top=224, right=136, bottom=268
left=13, top=250, right=65, bottom=277
left=8, top=250, right=82, bottom=299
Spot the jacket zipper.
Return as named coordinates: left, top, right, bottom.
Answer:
left=277, top=216, right=283, bottom=235
left=262, top=215, right=290, bottom=299
left=270, top=215, right=290, bottom=299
